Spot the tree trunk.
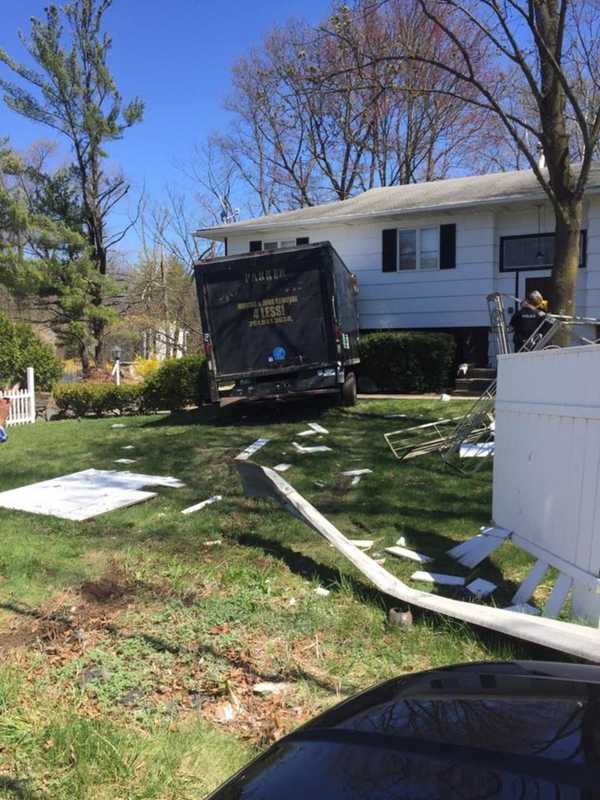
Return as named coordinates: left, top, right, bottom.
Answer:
left=80, top=343, right=91, bottom=378
left=552, top=203, right=582, bottom=317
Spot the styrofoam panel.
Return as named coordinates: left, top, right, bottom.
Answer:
left=0, top=469, right=184, bottom=521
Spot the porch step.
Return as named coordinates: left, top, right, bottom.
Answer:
left=454, top=377, right=496, bottom=393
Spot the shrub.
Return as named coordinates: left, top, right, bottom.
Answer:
left=132, top=356, right=160, bottom=380
left=53, top=383, right=142, bottom=417
left=0, top=312, right=62, bottom=390
left=141, top=354, right=208, bottom=412
left=357, top=331, right=456, bottom=393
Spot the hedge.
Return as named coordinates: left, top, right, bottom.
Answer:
left=141, top=354, right=209, bottom=412
left=53, top=384, right=143, bottom=417
left=0, top=312, right=62, bottom=391
left=357, top=332, right=456, bottom=393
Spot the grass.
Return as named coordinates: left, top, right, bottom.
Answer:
left=0, top=398, right=564, bottom=798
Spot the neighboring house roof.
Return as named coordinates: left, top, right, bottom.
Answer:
left=197, top=163, right=600, bottom=240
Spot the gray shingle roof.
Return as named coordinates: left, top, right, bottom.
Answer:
left=197, top=164, right=600, bottom=240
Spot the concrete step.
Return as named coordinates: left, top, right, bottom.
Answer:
left=468, top=368, right=496, bottom=380
left=454, top=377, right=496, bottom=393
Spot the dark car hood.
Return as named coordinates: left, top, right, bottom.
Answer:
left=208, top=661, right=600, bottom=799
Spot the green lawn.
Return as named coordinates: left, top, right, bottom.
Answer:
left=0, top=399, right=560, bottom=799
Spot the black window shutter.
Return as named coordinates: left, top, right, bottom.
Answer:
left=249, top=240, right=262, bottom=252
left=382, top=229, right=397, bottom=272
left=296, top=237, right=309, bottom=246
left=439, top=224, right=456, bottom=269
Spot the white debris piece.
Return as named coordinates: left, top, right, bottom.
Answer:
left=292, top=442, right=332, bottom=454
left=122, top=445, right=135, bottom=450
left=351, top=476, right=361, bottom=486
left=235, top=438, right=270, bottom=461
left=460, top=442, right=495, bottom=458
left=297, top=429, right=318, bottom=437
left=114, top=458, right=137, bottom=464
left=466, top=578, right=498, bottom=598
left=203, top=539, right=223, bottom=546
left=385, top=545, right=432, bottom=564
left=411, top=571, right=466, bottom=586
left=315, top=586, right=330, bottom=597
left=375, top=558, right=386, bottom=566
left=440, top=393, right=451, bottom=402
left=0, top=469, right=184, bottom=521
left=216, top=702, right=236, bottom=723
left=111, top=423, right=126, bottom=428
left=341, top=469, right=373, bottom=477
left=505, top=603, right=541, bottom=616
left=308, top=422, right=329, bottom=434
left=181, top=495, right=222, bottom=515
left=348, top=539, right=374, bottom=550
left=252, top=682, right=290, bottom=695
left=274, top=463, right=291, bottom=472
left=396, top=536, right=407, bottom=547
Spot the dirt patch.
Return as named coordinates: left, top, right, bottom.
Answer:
left=0, top=568, right=133, bottom=656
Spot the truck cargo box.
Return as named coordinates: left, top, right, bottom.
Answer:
left=194, top=242, right=359, bottom=403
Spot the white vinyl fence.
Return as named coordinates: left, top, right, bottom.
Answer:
left=5, top=367, right=36, bottom=426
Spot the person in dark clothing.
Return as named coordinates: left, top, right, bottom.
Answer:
left=510, top=291, right=547, bottom=351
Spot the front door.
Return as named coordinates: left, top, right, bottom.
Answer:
left=524, top=276, right=554, bottom=311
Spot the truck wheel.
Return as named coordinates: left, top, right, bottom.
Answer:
left=341, top=373, right=357, bottom=406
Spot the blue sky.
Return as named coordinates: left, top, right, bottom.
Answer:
left=0, top=0, right=328, bottom=255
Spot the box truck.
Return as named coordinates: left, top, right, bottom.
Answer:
left=194, top=242, right=360, bottom=405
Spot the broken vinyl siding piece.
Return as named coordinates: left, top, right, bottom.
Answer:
left=122, top=445, right=135, bottom=450
left=447, top=527, right=511, bottom=568
left=181, top=495, right=222, bottom=515
left=385, top=545, right=432, bottom=564
left=459, top=442, right=495, bottom=458
left=350, top=476, right=361, bottom=486
left=348, top=539, right=374, bottom=550
left=315, top=586, right=330, bottom=597
left=466, top=578, right=498, bottom=598
left=505, top=603, right=541, bottom=616
left=297, top=429, right=318, bottom=437
left=235, top=438, right=270, bottom=461
left=341, top=469, right=373, bottom=477
left=115, top=458, right=137, bottom=464
left=411, top=571, right=466, bottom=586
left=308, top=422, right=329, bottom=434
left=292, top=442, right=332, bottom=454
left=235, top=462, right=600, bottom=663
left=111, top=423, right=126, bottom=428
left=274, top=463, right=291, bottom=472
left=0, top=469, right=184, bottom=521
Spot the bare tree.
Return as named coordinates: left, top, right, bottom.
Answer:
left=333, top=0, right=600, bottom=315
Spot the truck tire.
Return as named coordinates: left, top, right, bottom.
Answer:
left=341, top=373, right=357, bottom=406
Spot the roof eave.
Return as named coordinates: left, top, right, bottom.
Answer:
left=195, top=185, right=600, bottom=241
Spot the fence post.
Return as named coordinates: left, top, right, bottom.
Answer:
left=26, top=367, right=35, bottom=423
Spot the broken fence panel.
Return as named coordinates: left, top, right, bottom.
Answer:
left=447, top=527, right=511, bottom=568
left=342, top=469, right=373, bottom=477
left=466, top=578, right=498, bottom=598
left=542, top=572, right=573, bottom=619
left=235, top=462, right=600, bottom=663
left=511, top=559, right=549, bottom=606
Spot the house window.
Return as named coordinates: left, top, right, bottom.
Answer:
left=250, top=237, right=309, bottom=253
left=263, top=241, right=279, bottom=251
left=398, top=227, right=439, bottom=271
left=500, top=232, right=587, bottom=271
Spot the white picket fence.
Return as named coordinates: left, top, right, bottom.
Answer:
left=5, top=367, right=36, bottom=426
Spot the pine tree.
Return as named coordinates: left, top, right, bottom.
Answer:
left=0, top=0, right=144, bottom=370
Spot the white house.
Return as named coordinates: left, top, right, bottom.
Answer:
left=198, top=166, right=600, bottom=364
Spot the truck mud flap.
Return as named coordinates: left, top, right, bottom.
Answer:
left=236, top=461, right=600, bottom=663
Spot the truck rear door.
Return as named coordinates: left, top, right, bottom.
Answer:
left=199, top=250, right=336, bottom=378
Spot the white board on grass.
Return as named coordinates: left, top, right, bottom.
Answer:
left=0, top=469, right=184, bottom=521
left=235, top=438, right=270, bottom=461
